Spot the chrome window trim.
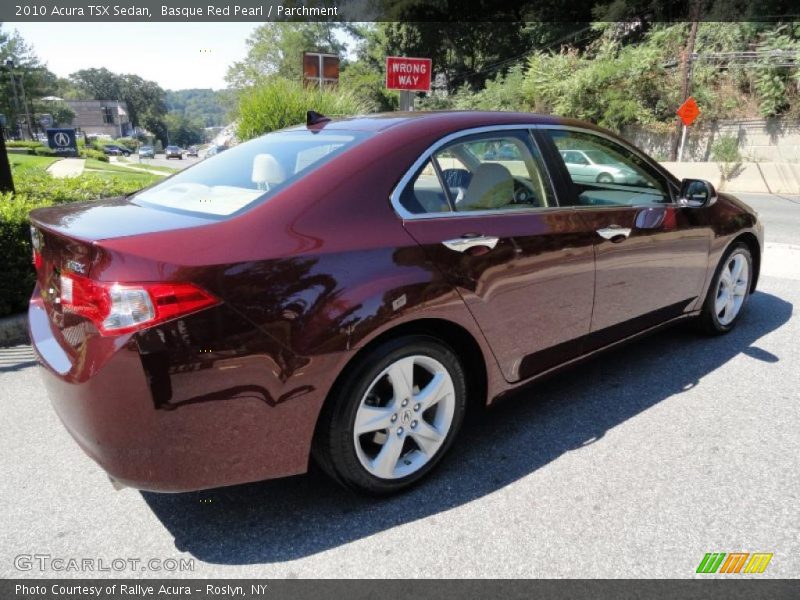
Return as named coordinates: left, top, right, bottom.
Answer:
left=389, top=124, right=560, bottom=221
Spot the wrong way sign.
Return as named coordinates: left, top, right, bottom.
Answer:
left=386, top=56, right=432, bottom=92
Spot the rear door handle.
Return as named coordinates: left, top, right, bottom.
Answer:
left=596, top=226, right=631, bottom=242
left=442, top=235, right=499, bottom=253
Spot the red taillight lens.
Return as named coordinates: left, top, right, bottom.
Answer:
left=30, top=226, right=43, bottom=270
left=60, top=273, right=219, bottom=336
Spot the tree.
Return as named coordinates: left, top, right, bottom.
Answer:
left=163, top=111, right=205, bottom=147
left=165, top=88, right=229, bottom=127
left=34, top=99, right=74, bottom=126
left=69, top=67, right=122, bottom=101
left=0, top=24, right=58, bottom=137
left=119, top=74, right=167, bottom=130
left=225, top=23, right=347, bottom=88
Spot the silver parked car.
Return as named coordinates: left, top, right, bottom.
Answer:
left=560, top=149, right=645, bottom=185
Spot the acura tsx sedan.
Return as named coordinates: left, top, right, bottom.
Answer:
left=29, top=111, right=763, bottom=495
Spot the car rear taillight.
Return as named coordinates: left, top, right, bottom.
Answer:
left=30, top=226, right=43, bottom=270
left=60, top=273, right=219, bottom=336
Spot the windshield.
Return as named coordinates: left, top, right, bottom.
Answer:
left=133, top=129, right=368, bottom=217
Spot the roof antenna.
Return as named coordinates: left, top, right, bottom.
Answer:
left=307, top=110, right=331, bottom=126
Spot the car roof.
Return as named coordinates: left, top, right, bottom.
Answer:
left=285, top=110, right=605, bottom=134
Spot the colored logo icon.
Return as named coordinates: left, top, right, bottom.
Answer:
left=697, top=552, right=773, bottom=574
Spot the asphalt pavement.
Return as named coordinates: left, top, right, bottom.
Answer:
left=0, top=193, right=797, bottom=578
left=122, top=153, right=202, bottom=171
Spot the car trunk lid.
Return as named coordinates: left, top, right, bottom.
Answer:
left=29, top=196, right=216, bottom=351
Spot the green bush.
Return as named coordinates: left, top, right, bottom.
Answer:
left=33, top=146, right=57, bottom=156
left=6, top=140, right=42, bottom=149
left=80, top=148, right=109, bottom=162
left=0, top=167, right=157, bottom=316
left=235, top=77, right=373, bottom=140
left=711, top=135, right=743, bottom=183
left=0, top=193, right=40, bottom=316
left=711, top=135, right=741, bottom=163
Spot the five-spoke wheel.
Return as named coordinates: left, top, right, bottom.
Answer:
left=313, top=335, right=466, bottom=495
left=699, top=242, right=752, bottom=334
left=353, top=354, right=455, bottom=480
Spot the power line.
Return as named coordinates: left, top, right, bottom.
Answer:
left=691, top=49, right=799, bottom=68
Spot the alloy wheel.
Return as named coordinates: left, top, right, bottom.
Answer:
left=352, top=354, right=455, bottom=480
left=715, top=251, right=749, bottom=326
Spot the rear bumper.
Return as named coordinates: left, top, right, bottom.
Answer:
left=29, top=293, right=331, bottom=492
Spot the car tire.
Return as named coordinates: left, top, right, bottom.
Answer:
left=597, top=173, right=614, bottom=183
left=697, top=241, right=752, bottom=335
left=313, top=335, right=467, bottom=495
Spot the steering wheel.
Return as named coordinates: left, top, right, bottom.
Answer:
left=512, top=178, right=539, bottom=205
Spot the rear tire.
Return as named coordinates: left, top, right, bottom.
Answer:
left=697, top=242, right=752, bottom=335
left=313, top=335, right=467, bottom=495
left=597, top=173, right=614, bottom=183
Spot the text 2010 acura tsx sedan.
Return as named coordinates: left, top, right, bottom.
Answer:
left=29, top=111, right=764, bottom=495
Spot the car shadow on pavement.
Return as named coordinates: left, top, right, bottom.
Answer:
left=142, top=290, right=792, bottom=565
left=0, top=345, right=39, bottom=373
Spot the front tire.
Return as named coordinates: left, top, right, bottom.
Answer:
left=313, top=335, right=467, bottom=495
left=698, top=242, right=752, bottom=334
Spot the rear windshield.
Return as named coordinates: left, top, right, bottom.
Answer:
left=133, top=129, right=367, bottom=217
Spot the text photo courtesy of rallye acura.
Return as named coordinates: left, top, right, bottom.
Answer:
left=28, top=110, right=763, bottom=496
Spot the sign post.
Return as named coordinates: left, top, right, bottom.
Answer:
left=676, top=96, right=700, bottom=162
left=386, top=56, right=432, bottom=112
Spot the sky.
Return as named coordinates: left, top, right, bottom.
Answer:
left=10, top=22, right=260, bottom=90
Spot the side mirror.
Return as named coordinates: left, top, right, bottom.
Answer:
left=679, top=178, right=717, bottom=207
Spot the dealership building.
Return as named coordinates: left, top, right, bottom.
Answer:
left=66, top=100, right=132, bottom=138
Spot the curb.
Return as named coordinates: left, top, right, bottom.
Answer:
left=0, top=313, right=29, bottom=347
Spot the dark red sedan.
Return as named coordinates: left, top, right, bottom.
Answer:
left=29, top=111, right=763, bottom=495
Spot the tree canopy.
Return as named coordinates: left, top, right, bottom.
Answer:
left=225, top=23, right=347, bottom=88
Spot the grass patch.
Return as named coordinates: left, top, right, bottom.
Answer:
left=7, top=154, right=61, bottom=172
left=87, top=170, right=162, bottom=185
left=85, top=158, right=176, bottom=176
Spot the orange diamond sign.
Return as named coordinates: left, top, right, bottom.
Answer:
left=677, top=96, right=700, bottom=126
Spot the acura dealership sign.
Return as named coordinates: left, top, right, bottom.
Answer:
left=46, top=128, right=78, bottom=157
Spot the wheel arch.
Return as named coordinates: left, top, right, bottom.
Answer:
left=730, top=231, right=761, bottom=293
left=313, top=318, right=489, bottom=442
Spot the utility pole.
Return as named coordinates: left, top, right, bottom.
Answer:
left=670, top=3, right=701, bottom=161
left=5, top=60, right=22, bottom=139
left=17, top=70, right=35, bottom=140
left=6, top=60, right=34, bottom=140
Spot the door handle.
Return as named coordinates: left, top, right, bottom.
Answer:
left=442, top=235, right=499, bottom=253
left=596, top=226, right=631, bottom=242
